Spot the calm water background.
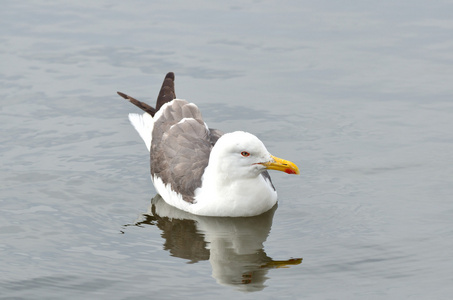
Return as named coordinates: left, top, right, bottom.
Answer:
left=1, top=1, right=453, bottom=299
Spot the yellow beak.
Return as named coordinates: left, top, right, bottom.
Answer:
left=261, top=155, right=300, bottom=175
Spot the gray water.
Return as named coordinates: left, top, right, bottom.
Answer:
left=1, top=1, right=453, bottom=299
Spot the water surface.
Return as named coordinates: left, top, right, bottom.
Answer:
left=1, top=1, right=453, bottom=299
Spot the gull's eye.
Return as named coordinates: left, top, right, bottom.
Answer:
left=241, top=151, right=250, bottom=157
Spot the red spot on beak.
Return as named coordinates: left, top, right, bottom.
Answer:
left=285, top=168, right=297, bottom=175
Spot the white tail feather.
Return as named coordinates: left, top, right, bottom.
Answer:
left=128, top=113, right=154, bottom=152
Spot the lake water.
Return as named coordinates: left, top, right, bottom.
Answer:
left=1, top=1, right=453, bottom=299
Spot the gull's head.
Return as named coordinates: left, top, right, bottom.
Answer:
left=210, top=131, right=300, bottom=179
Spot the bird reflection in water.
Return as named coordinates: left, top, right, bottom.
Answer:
left=126, top=195, right=302, bottom=292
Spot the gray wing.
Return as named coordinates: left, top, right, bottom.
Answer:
left=151, top=99, right=223, bottom=203
left=208, top=128, right=223, bottom=146
left=261, top=170, right=275, bottom=191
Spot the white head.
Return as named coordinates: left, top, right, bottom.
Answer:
left=209, top=131, right=273, bottom=179
left=196, top=131, right=299, bottom=217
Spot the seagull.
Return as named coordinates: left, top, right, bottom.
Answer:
left=118, top=72, right=299, bottom=217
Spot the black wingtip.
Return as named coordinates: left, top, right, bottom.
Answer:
left=117, top=91, right=157, bottom=116
left=117, top=72, right=176, bottom=116
left=117, top=91, right=128, bottom=99
left=155, top=72, right=177, bottom=111
left=165, top=72, right=175, bottom=81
